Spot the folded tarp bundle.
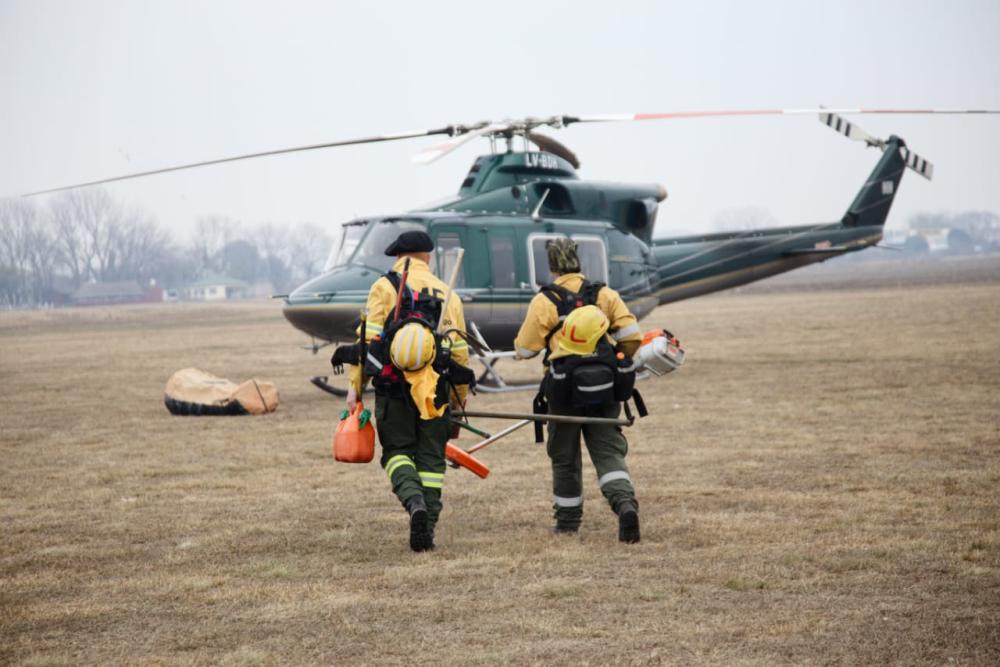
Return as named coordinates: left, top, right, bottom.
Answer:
left=164, top=368, right=279, bottom=416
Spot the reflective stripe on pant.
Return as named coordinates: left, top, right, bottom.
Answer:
left=375, top=393, right=449, bottom=529
left=546, top=401, right=637, bottom=529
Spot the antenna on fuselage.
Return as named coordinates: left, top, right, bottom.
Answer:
left=532, top=188, right=551, bottom=223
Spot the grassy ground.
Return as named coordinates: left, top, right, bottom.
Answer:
left=1, top=261, right=999, bottom=665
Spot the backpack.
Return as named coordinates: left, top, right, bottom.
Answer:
left=531, top=280, right=645, bottom=442
left=548, top=338, right=637, bottom=409
left=538, top=280, right=606, bottom=365
left=363, top=271, right=474, bottom=401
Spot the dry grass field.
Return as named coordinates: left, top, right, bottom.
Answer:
left=2, top=258, right=999, bottom=665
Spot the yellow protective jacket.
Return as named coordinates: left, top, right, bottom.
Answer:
left=349, top=257, right=470, bottom=410
left=513, top=273, right=642, bottom=361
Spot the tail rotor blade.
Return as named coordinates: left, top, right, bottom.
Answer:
left=900, top=147, right=934, bottom=180
left=818, top=111, right=934, bottom=180
left=819, top=111, right=881, bottom=146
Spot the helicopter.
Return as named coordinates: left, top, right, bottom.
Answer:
left=20, top=107, right=997, bottom=393
left=278, top=109, right=964, bottom=393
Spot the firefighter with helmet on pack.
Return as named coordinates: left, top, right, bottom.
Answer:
left=344, top=229, right=472, bottom=552
left=514, top=238, right=645, bottom=543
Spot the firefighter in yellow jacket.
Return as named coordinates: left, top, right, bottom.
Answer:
left=346, top=230, right=471, bottom=552
left=514, top=238, right=644, bottom=542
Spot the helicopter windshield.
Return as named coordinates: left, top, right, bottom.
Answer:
left=324, top=223, right=367, bottom=271
left=324, top=220, right=427, bottom=272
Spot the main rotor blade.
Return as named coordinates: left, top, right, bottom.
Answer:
left=526, top=131, right=581, bottom=169
left=411, top=122, right=506, bottom=165
left=566, top=107, right=1000, bottom=124
left=19, top=126, right=457, bottom=197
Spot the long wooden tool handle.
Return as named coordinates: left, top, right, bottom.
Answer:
left=437, top=248, right=465, bottom=333
left=466, top=419, right=532, bottom=454
left=454, top=410, right=632, bottom=426
left=392, top=257, right=411, bottom=321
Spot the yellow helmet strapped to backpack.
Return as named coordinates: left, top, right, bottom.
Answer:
left=552, top=305, right=610, bottom=359
left=390, top=322, right=437, bottom=371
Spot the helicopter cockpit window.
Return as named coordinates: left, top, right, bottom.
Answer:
left=528, top=234, right=608, bottom=289
left=434, top=232, right=466, bottom=288
left=349, top=220, right=426, bottom=272
left=324, top=223, right=367, bottom=271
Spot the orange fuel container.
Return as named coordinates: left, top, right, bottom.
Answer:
left=333, top=403, right=376, bottom=463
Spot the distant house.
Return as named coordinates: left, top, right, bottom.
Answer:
left=72, top=281, right=149, bottom=306
left=177, top=273, right=250, bottom=301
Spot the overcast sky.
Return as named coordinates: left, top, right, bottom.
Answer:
left=2, top=0, right=998, bottom=240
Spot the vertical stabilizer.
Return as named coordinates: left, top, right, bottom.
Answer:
left=841, top=136, right=906, bottom=227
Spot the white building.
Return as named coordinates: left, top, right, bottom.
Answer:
left=176, top=274, right=250, bottom=301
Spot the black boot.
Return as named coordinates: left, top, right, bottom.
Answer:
left=405, top=495, right=434, bottom=552
left=618, top=501, right=640, bottom=544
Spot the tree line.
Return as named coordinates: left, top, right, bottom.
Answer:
left=0, top=188, right=331, bottom=307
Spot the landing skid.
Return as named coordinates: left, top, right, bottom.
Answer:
left=472, top=350, right=540, bottom=394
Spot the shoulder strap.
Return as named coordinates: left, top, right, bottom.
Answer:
left=580, top=280, right=605, bottom=306
left=539, top=286, right=570, bottom=361
left=539, top=281, right=603, bottom=363
left=539, top=284, right=572, bottom=310
left=381, top=271, right=414, bottom=327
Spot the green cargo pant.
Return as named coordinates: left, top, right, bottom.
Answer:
left=374, top=393, right=449, bottom=530
left=546, top=401, right=637, bottom=530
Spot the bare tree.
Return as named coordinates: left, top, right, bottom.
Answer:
left=285, top=222, right=332, bottom=285
left=49, top=189, right=123, bottom=284
left=112, top=208, right=172, bottom=285
left=0, top=199, right=58, bottom=305
left=189, top=215, right=239, bottom=275
left=255, top=222, right=292, bottom=290
left=0, top=199, right=34, bottom=305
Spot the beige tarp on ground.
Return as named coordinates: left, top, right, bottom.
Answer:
left=165, top=368, right=279, bottom=415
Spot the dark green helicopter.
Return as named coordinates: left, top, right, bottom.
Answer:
left=281, top=108, right=950, bottom=392
left=22, top=106, right=994, bottom=392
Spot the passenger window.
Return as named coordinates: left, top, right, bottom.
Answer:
left=490, top=236, right=516, bottom=288
left=573, top=238, right=608, bottom=283
left=529, top=235, right=608, bottom=288
left=434, top=232, right=465, bottom=288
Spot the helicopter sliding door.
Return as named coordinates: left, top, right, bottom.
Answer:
left=485, top=227, right=529, bottom=341
left=430, top=224, right=491, bottom=333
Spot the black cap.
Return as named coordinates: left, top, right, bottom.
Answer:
left=384, top=230, right=434, bottom=256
